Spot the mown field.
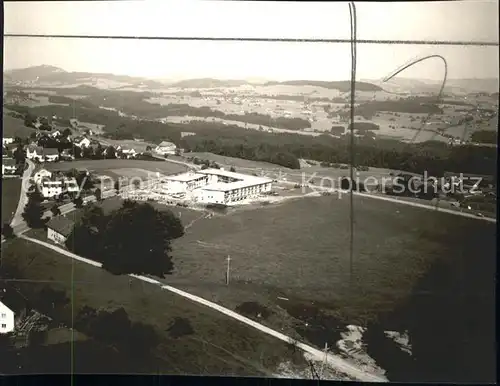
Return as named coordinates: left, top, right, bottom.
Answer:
left=165, top=194, right=496, bottom=329
left=1, top=177, right=22, bottom=224
left=2, top=114, right=36, bottom=138
left=1, top=237, right=305, bottom=376
left=44, top=159, right=187, bottom=178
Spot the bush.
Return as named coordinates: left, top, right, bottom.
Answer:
left=2, top=223, right=15, bottom=239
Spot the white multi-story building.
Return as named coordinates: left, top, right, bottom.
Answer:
left=41, top=180, right=63, bottom=198
left=0, top=301, right=15, bottom=334
left=160, top=168, right=272, bottom=205
left=160, top=172, right=209, bottom=193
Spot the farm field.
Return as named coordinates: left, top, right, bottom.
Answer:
left=1, top=177, right=22, bottom=224
left=183, top=152, right=291, bottom=172
left=0, top=238, right=304, bottom=376
left=44, top=159, right=187, bottom=177
left=164, top=194, right=496, bottom=338
left=2, top=114, right=36, bottom=138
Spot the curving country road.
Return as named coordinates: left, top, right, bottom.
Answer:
left=19, top=233, right=386, bottom=382
left=10, top=159, right=35, bottom=228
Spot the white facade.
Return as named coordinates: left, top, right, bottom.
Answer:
left=34, top=169, right=53, bottom=184
left=163, top=168, right=273, bottom=205
left=64, top=177, right=80, bottom=193
left=2, top=137, right=14, bottom=146
left=75, top=138, right=91, bottom=148
left=41, top=180, right=63, bottom=198
left=161, top=172, right=208, bottom=193
left=121, top=149, right=137, bottom=159
left=47, top=227, right=68, bottom=244
left=156, top=141, right=177, bottom=155
left=26, top=147, right=43, bottom=161
left=45, top=153, right=60, bottom=162
left=0, top=301, right=15, bottom=334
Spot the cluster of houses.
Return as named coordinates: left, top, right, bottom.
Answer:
left=33, top=168, right=80, bottom=199
left=2, top=137, right=20, bottom=176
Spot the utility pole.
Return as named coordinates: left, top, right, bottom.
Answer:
left=226, top=255, right=231, bottom=285
left=320, top=342, right=329, bottom=378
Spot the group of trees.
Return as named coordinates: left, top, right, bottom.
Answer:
left=75, top=306, right=159, bottom=357
left=470, top=130, right=497, bottom=144
left=22, top=186, right=46, bottom=228
left=65, top=200, right=184, bottom=277
left=180, top=125, right=496, bottom=176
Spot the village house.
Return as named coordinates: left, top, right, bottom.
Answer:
left=120, top=148, right=137, bottom=159
left=155, top=141, right=177, bottom=155
left=34, top=168, right=53, bottom=184
left=43, top=148, right=60, bottom=162
left=0, top=300, right=15, bottom=334
left=46, top=215, right=75, bottom=245
left=2, top=137, right=14, bottom=146
left=41, top=180, right=63, bottom=198
left=40, top=175, right=80, bottom=199
left=73, top=136, right=91, bottom=148
left=49, top=130, right=62, bottom=138
left=2, top=158, right=18, bottom=175
left=26, top=145, right=44, bottom=161
left=60, top=149, right=75, bottom=161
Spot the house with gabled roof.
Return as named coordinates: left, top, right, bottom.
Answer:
left=155, top=141, right=177, bottom=155
left=2, top=158, right=17, bottom=175
left=46, top=215, right=75, bottom=245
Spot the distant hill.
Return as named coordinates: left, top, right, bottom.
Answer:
left=4, top=65, right=166, bottom=89
left=169, top=78, right=251, bottom=88
left=263, top=80, right=383, bottom=92
left=365, top=77, right=500, bottom=94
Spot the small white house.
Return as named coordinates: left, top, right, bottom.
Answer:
left=26, top=145, right=44, bottom=161
left=46, top=215, right=75, bottom=245
left=121, top=148, right=137, bottom=159
left=73, top=137, right=91, bottom=148
left=2, top=158, right=17, bottom=175
left=0, top=301, right=15, bottom=334
left=49, top=130, right=62, bottom=138
left=155, top=141, right=177, bottom=155
left=34, top=168, right=53, bottom=184
left=2, top=137, right=14, bottom=146
left=63, top=177, right=80, bottom=194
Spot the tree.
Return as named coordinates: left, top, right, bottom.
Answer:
left=95, top=188, right=102, bottom=201
left=50, top=204, right=61, bottom=216
left=230, top=166, right=236, bottom=172
left=104, top=146, right=116, bottom=159
left=98, top=201, right=184, bottom=277
left=62, top=128, right=72, bottom=138
left=2, top=223, right=15, bottom=239
left=73, top=196, right=84, bottom=208
left=14, top=144, right=26, bottom=164
left=22, top=200, right=45, bottom=228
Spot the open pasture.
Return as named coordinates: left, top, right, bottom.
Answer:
left=0, top=237, right=300, bottom=376
left=2, top=114, right=36, bottom=138
left=43, top=159, right=187, bottom=176
left=168, top=194, right=496, bottom=326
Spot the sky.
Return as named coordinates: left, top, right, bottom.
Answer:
left=3, top=1, right=499, bottom=81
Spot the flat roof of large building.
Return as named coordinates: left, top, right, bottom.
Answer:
left=163, top=172, right=207, bottom=182
left=199, top=168, right=272, bottom=184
